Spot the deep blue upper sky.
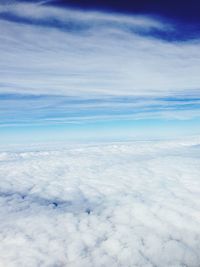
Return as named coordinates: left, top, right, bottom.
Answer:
left=17, top=0, right=200, bottom=31
left=15, top=0, right=199, bottom=20
left=49, top=0, right=200, bottom=22
left=1, top=0, right=200, bottom=41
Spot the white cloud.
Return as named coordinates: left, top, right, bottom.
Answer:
left=0, top=2, right=166, bottom=30
left=0, top=138, right=200, bottom=266
left=0, top=2, right=200, bottom=98
left=0, top=2, right=200, bottom=124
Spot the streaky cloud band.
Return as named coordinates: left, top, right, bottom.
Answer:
left=0, top=2, right=200, bottom=125
left=1, top=94, right=200, bottom=127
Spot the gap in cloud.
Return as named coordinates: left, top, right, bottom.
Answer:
left=1, top=117, right=200, bottom=147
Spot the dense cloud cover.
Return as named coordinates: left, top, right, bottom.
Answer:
left=0, top=138, right=200, bottom=266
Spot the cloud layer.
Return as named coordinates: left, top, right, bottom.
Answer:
left=0, top=2, right=200, bottom=125
left=0, top=138, right=200, bottom=266
left=1, top=2, right=200, bottom=96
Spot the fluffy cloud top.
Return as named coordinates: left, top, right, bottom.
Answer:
left=0, top=138, right=200, bottom=266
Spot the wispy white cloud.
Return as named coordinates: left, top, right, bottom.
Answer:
left=0, top=2, right=200, bottom=123
left=0, top=2, right=167, bottom=30
left=0, top=93, right=200, bottom=127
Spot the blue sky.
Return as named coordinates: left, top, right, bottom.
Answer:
left=0, top=0, right=200, bottom=144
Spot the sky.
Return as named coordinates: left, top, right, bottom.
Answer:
left=0, top=0, right=200, bottom=144
left=1, top=2, right=200, bottom=266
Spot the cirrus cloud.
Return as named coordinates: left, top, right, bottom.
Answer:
left=0, top=1, right=200, bottom=124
